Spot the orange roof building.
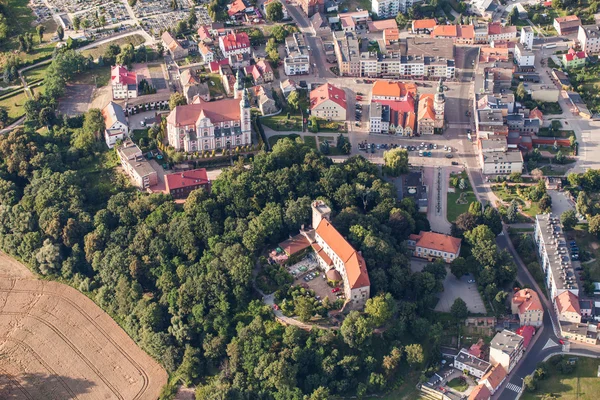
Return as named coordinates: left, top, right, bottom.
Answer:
left=555, top=290, right=582, bottom=323
left=306, top=200, right=370, bottom=309
left=480, top=365, right=507, bottom=395
left=469, top=384, right=491, bottom=400
left=408, top=231, right=461, bottom=263
left=412, top=19, right=437, bottom=32
left=512, top=289, right=544, bottom=327
left=417, top=94, right=436, bottom=134
left=372, top=81, right=417, bottom=101
left=310, top=83, right=347, bottom=121
left=166, top=95, right=252, bottom=153
left=431, top=25, right=474, bottom=44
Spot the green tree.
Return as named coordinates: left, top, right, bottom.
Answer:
left=516, top=82, right=527, bottom=100
left=560, top=210, right=578, bottom=231
left=383, top=148, right=409, bottom=176
left=36, top=25, right=46, bottom=43
left=576, top=191, right=591, bottom=216
left=73, top=16, right=81, bottom=31
left=169, top=92, right=187, bottom=109
left=57, top=25, right=64, bottom=41
left=589, top=214, right=600, bottom=237
left=450, top=257, right=469, bottom=278
left=0, top=108, right=9, bottom=127
left=365, top=293, right=397, bottom=326
left=266, top=1, right=284, bottom=22
left=483, top=206, right=503, bottom=235
left=507, top=199, right=519, bottom=223
left=340, top=311, right=373, bottom=348
left=188, top=7, right=198, bottom=27
left=395, top=12, right=408, bottom=29
left=295, top=296, right=315, bottom=322
left=405, top=343, right=424, bottom=366
left=508, top=6, right=519, bottom=25
left=450, top=298, right=468, bottom=320
left=83, top=108, right=105, bottom=140
left=287, top=90, right=300, bottom=111
left=524, top=375, right=537, bottom=391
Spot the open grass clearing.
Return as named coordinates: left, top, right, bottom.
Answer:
left=447, top=189, right=476, bottom=222
left=447, top=377, right=468, bottom=392
left=23, top=64, right=50, bottom=84
left=207, top=74, right=226, bottom=97
left=0, top=90, right=29, bottom=123
left=261, top=113, right=303, bottom=131
left=81, top=34, right=146, bottom=60
left=70, top=66, right=112, bottom=87
left=520, top=356, right=600, bottom=400
left=304, top=135, right=317, bottom=150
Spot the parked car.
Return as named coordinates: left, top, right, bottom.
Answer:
left=451, top=161, right=459, bottom=165
left=332, top=287, right=341, bottom=293
left=445, top=154, right=453, bottom=158
left=468, top=279, right=475, bottom=283
left=273, top=304, right=279, bottom=310
left=559, top=339, right=565, bottom=345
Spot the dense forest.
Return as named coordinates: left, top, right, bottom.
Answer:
left=0, top=118, right=454, bottom=397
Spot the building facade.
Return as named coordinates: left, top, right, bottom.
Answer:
left=111, top=65, right=138, bottom=100
left=310, top=83, right=347, bottom=121
left=166, top=93, right=252, bottom=152
left=117, top=139, right=157, bottom=189
left=578, top=24, right=600, bottom=54
left=165, top=168, right=211, bottom=199
left=102, top=101, right=129, bottom=148
left=489, top=330, right=524, bottom=374
left=219, top=32, right=251, bottom=57
left=454, top=349, right=491, bottom=378
left=407, top=231, right=461, bottom=263
left=511, top=289, right=544, bottom=327
left=520, top=26, right=534, bottom=50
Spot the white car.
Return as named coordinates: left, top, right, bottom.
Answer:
left=447, top=147, right=452, bottom=152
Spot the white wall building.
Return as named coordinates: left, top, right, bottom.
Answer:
left=520, top=26, right=534, bottom=50
left=453, top=349, right=491, bottom=379
left=111, top=65, right=138, bottom=100
left=515, top=43, right=535, bottom=67
left=489, top=330, right=524, bottom=374
left=102, top=101, right=129, bottom=149
left=284, top=33, right=311, bottom=76
left=372, top=0, right=411, bottom=18
left=578, top=24, right=600, bottom=54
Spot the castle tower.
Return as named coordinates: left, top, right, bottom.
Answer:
left=434, top=79, right=445, bottom=128
left=234, top=69, right=244, bottom=100
left=311, top=200, right=331, bottom=228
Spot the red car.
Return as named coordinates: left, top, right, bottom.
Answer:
left=559, top=339, right=565, bottom=345
left=332, top=287, right=341, bottom=293
left=273, top=304, right=279, bottom=310
left=356, top=95, right=363, bottom=100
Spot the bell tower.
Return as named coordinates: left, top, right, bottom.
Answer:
left=434, top=78, right=445, bottom=128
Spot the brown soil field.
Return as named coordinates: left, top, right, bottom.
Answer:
left=0, top=252, right=168, bottom=400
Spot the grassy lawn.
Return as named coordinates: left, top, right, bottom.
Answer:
left=70, top=66, right=112, bottom=87
left=338, top=0, right=371, bottom=12
left=207, top=74, right=226, bottom=97
left=447, top=189, right=476, bottom=222
left=568, top=225, right=600, bottom=282
left=261, top=113, right=303, bottom=131
left=304, top=135, right=317, bottom=150
left=81, top=34, right=146, bottom=60
left=540, top=164, right=570, bottom=177
left=521, top=356, right=600, bottom=400
left=447, top=377, right=468, bottom=392
left=0, top=90, right=29, bottom=123
left=268, top=134, right=301, bottom=148
left=23, top=65, right=49, bottom=84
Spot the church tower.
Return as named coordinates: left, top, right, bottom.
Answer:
left=234, top=69, right=244, bottom=100
left=240, top=88, right=252, bottom=143
left=434, top=78, right=445, bottom=128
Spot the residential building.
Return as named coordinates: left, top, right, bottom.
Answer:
left=555, top=290, right=582, bottom=323
left=472, top=0, right=498, bottom=19
left=534, top=214, right=579, bottom=301
left=198, top=42, right=214, bottom=63
left=516, top=325, right=536, bottom=348
left=515, top=43, right=535, bottom=68
left=102, top=101, right=128, bottom=148
left=567, top=91, right=592, bottom=119
left=280, top=78, right=298, bottom=98
left=116, top=139, right=157, bottom=189
left=299, top=0, right=324, bottom=17
left=180, top=70, right=210, bottom=104
left=520, top=26, right=534, bottom=50
left=368, top=102, right=415, bottom=136
left=487, top=22, right=517, bottom=42
left=229, top=53, right=252, bottom=69
left=412, top=18, right=437, bottom=34
left=310, top=83, right=347, bottom=121
left=227, top=0, right=252, bottom=19
left=311, top=12, right=330, bottom=36
left=560, top=321, right=598, bottom=344
left=245, top=60, right=274, bottom=84
left=166, top=92, right=252, bottom=152
left=372, top=0, right=412, bottom=18
left=219, top=32, right=251, bottom=57
left=285, top=33, right=311, bottom=76
left=220, top=64, right=236, bottom=97
left=197, top=26, right=212, bottom=44
left=453, top=349, right=491, bottom=378
left=162, top=31, right=187, bottom=60
left=562, top=47, right=587, bottom=69
left=111, top=65, right=138, bottom=100
left=580, top=299, right=593, bottom=317
left=480, top=46, right=509, bottom=63
left=480, top=150, right=523, bottom=175
left=431, top=25, right=475, bottom=44
left=165, top=168, right=211, bottom=199
left=407, top=231, right=461, bottom=263
left=512, top=288, right=544, bottom=327
left=310, top=200, right=370, bottom=309
left=254, top=86, right=279, bottom=115
left=339, top=11, right=370, bottom=33
left=578, top=24, right=600, bottom=54
left=477, top=93, right=515, bottom=115
left=489, top=330, right=524, bottom=373
left=554, top=15, right=582, bottom=36
left=371, top=81, right=417, bottom=101
left=469, top=384, right=491, bottom=400
left=417, top=81, right=444, bottom=135
left=480, top=365, right=507, bottom=395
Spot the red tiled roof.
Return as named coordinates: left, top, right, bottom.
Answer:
left=555, top=290, right=580, bottom=314
left=315, top=219, right=369, bottom=288
left=516, top=325, right=535, bottom=348
left=488, top=22, right=517, bottom=36
left=280, top=233, right=312, bottom=255
left=167, top=98, right=242, bottom=127
left=418, top=94, right=435, bottom=121
left=367, top=18, right=397, bottom=32
left=111, top=65, right=137, bottom=86
left=198, top=26, right=211, bottom=40
left=512, top=289, right=543, bottom=314
left=310, top=83, right=346, bottom=109
left=372, top=81, right=417, bottom=98
left=564, top=47, right=586, bottom=61
left=165, top=169, right=210, bottom=191
left=209, top=59, right=230, bottom=73
left=469, top=384, right=491, bottom=400
left=228, top=0, right=248, bottom=16
left=555, top=15, right=580, bottom=23
left=375, top=96, right=416, bottom=113
left=413, top=231, right=461, bottom=254
left=431, top=24, right=474, bottom=39
left=220, top=31, right=250, bottom=51
left=529, top=107, right=543, bottom=121
left=412, top=19, right=437, bottom=30
left=481, top=365, right=507, bottom=390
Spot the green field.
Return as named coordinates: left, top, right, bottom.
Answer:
left=521, top=356, right=600, bottom=400
left=568, top=225, right=600, bottom=282
left=261, top=113, right=303, bottom=131
left=71, top=66, right=112, bottom=87
left=23, top=65, right=49, bottom=84
left=0, top=90, right=29, bottom=123
left=207, top=74, right=226, bottom=97
left=447, top=189, right=476, bottom=223
left=447, top=377, right=468, bottom=392
left=304, top=135, right=317, bottom=150
left=81, top=34, right=146, bottom=60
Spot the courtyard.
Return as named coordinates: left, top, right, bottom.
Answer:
left=287, top=255, right=342, bottom=304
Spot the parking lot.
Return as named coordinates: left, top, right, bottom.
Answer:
left=287, top=256, right=342, bottom=304
left=435, top=271, right=486, bottom=314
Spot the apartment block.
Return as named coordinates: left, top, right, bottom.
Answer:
left=489, top=330, right=524, bottom=374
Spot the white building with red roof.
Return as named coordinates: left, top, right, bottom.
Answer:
left=310, top=83, right=347, bottom=121
left=102, top=101, right=128, bottom=148
left=166, top=92, right=252, bottom=152
left=511, top=288, right=544, bottom=327
left=219, top=32, right=251, bottom=58
left=407, top=231, right=461, bottom=263
left=111, top=65, right=138, bottom=100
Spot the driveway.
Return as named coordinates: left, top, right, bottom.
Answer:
left=435, top=269, right=486, bottom=314
left=548, top=190, right=575, bottom=216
